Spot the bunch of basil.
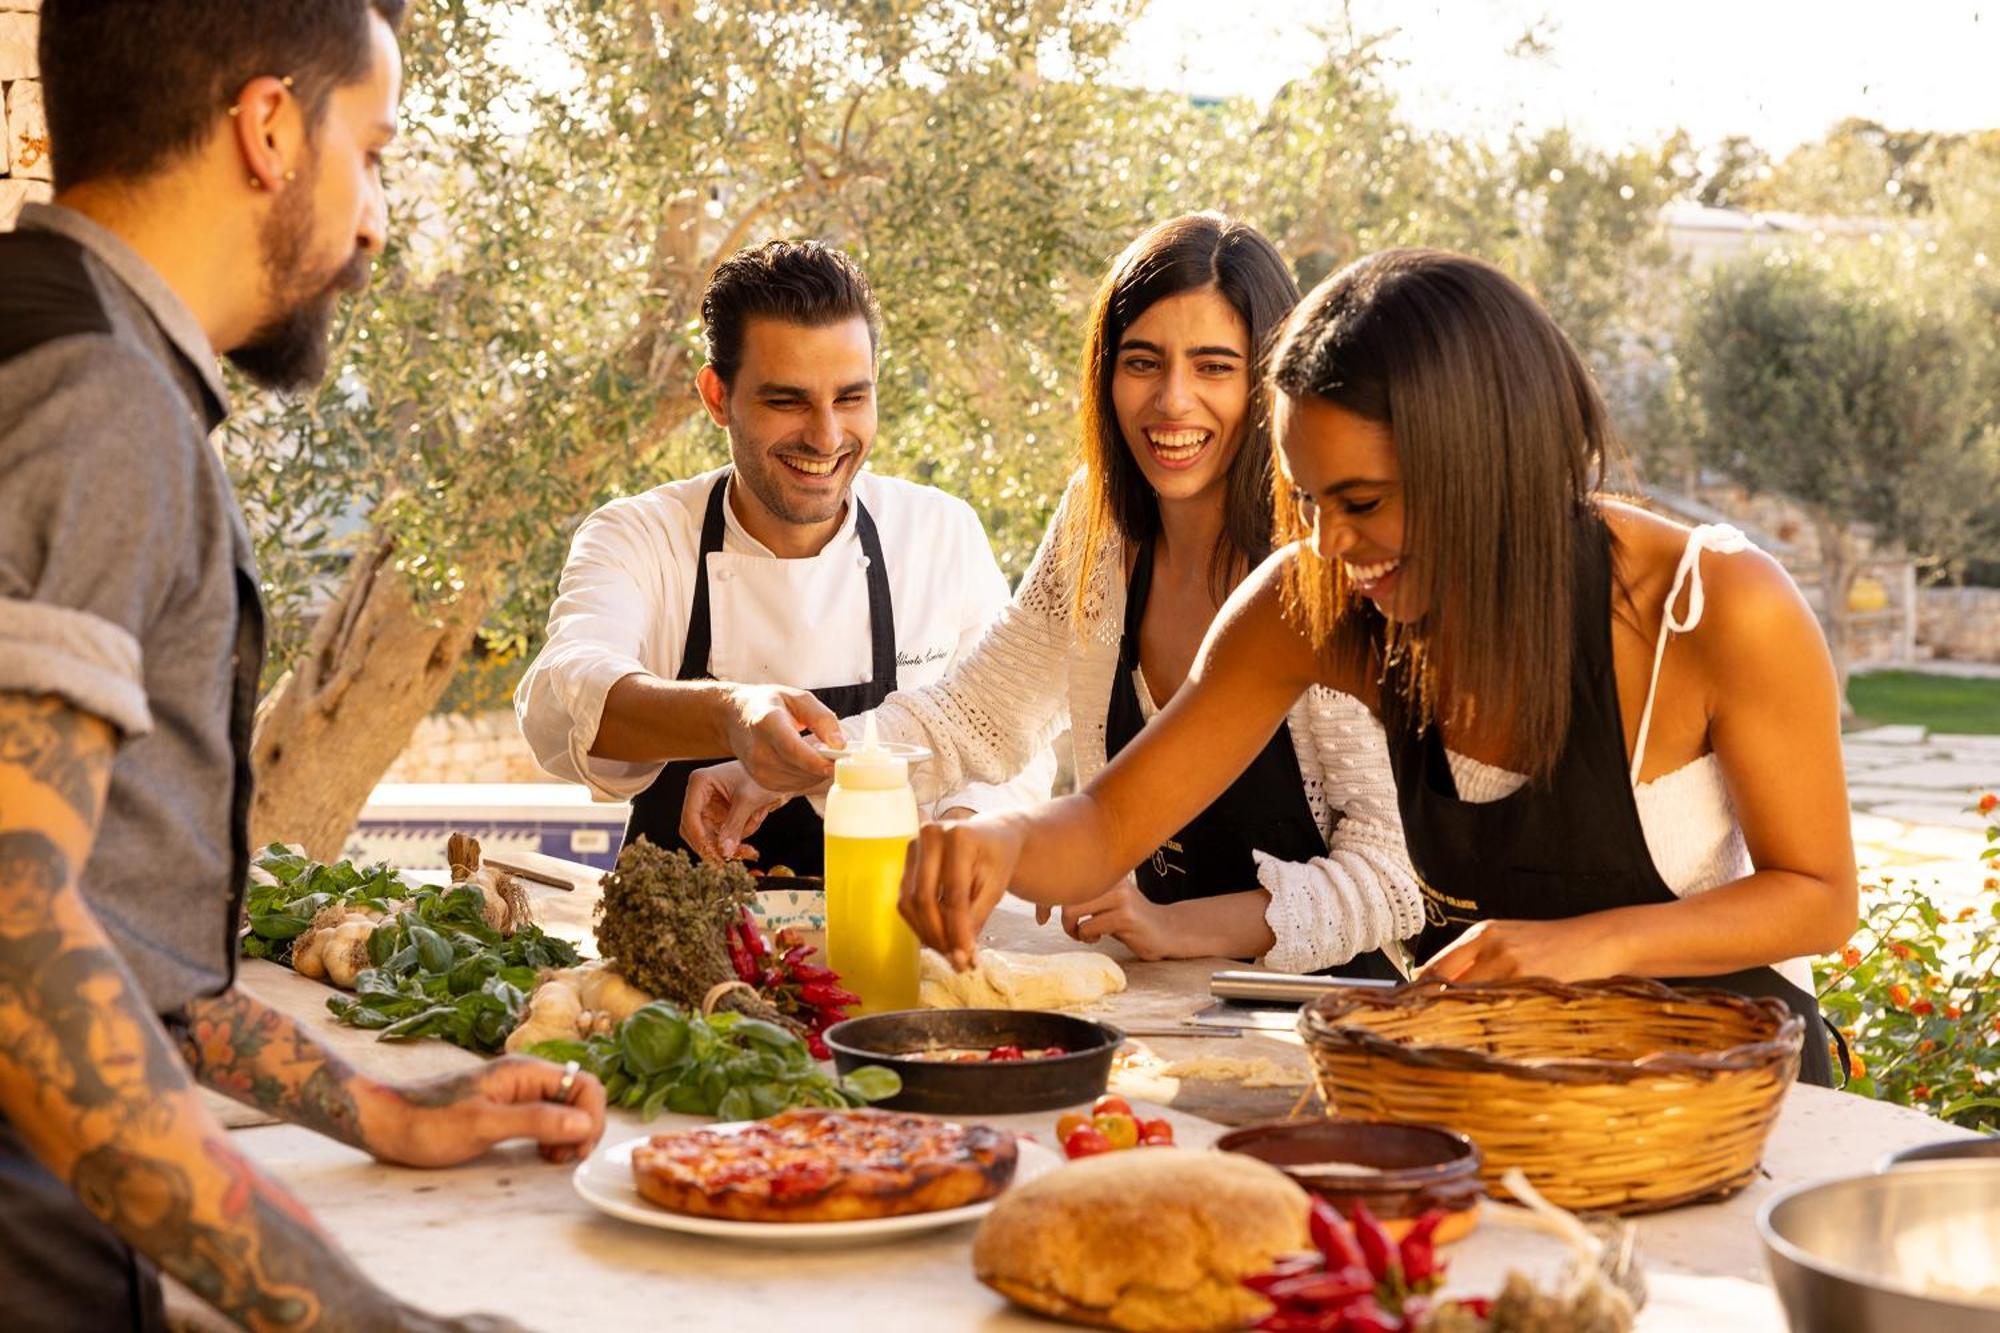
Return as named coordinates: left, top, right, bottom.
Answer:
left=326, top=883, right=580, bottom=1052
left=530, top=1001, right=901, bottom=1121
left=240, top=844, right=407, bottom=964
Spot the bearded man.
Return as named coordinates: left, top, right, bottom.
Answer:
left=0, top=4, right=602, bottom=1329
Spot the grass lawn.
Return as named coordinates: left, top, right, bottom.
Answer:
left=1847, top=671, right=2000, bottom=734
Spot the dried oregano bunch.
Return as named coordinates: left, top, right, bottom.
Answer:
left=593, top=839, right=794, bottom=1031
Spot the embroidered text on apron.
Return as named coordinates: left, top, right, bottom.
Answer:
left=622, top=473, right=898, bottom=876
left=1380, top=516, right=1835, bottom=1086
left=1105, top=537, right=1402, bottom=979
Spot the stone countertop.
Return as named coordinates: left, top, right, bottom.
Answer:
left=220, top=886, right=1977, bottom=1333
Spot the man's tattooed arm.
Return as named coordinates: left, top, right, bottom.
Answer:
left=0, top=692, right=483, bottom=1333
left=175, top=988, right=372, bottom=1152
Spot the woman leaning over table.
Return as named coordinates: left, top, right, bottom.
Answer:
left=682, top=212, right=1423, bottom=977
left=894, top=247, right=1857, bottom=1086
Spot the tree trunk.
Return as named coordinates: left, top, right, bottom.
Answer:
left=250, top=534, right=497, bottom=859
left=1811, top=511, right=1859, bottom=722
left=247, top=396, right=702, bottom=860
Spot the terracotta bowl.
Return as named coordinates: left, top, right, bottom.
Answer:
left=1215, top=1117, right=1485, bottom=1243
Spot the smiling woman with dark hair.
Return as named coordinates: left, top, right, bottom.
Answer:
left=685, top=215, right=1423, bottom=975
left=898, top=247, right=1857, bottom=1087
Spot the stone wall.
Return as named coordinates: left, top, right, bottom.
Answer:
left=1919, top=588, right=2000, bottom=664
left=380, top=710, right=550, bottom=785
left=0, top=1, right=48, bottom=228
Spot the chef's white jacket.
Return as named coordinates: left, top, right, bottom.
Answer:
left=516, top=465, right=1056, bottom=816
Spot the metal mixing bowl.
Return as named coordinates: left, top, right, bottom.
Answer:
left=1759, top=1162, right=2000, bottom=1332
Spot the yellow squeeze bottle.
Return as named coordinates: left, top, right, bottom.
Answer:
left=823, top=716, right=921, bottom=1014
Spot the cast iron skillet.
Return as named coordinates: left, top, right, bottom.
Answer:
left=823, top=1009, right=1123, bottom=1115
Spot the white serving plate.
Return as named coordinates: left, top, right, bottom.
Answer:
left=573, top=1123, right=1056, bottom=1246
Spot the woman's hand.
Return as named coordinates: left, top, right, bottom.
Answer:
left=899, top=813, right=1027, bottom=970
left=680, top=760, right=789, bottom=862
left=1046, top=882, right=1179, bottom=962
left=1415, top=916, right=1627, bottom=984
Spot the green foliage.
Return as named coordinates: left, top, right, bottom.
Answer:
left=242, top=845, right=581, bottom=1051
left=221, top=1, right=1688, bottom=708
left=240, top=844, right=411, bottom=963
left=1675, top=248, right=2000, bottom=570
left=529, top=1000, right=900, bottom=1120
left=1816, top=796, right=2000, bottom=1132
left=323, top=884, right=581, bottom=1053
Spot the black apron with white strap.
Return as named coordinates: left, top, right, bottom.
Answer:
left=621, top=473, right=898, bottom=875
left=1105, top=537, right=1402, bottom=980
left=1380, top=516, right=1836, bottom=1087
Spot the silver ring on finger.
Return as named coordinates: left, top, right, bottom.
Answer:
left=556, top=1058, right=581, bottom=1105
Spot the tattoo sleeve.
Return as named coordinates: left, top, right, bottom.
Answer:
left=0, top=693, right=417, bottom=1332
left=175, top=988, right=371, bottom=1153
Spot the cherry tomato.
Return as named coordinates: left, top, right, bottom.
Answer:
left=1092, top=1112, right=1139, bottom=1151
left=1139, top=1118, right=1175, bottom=1145
left=1055, top=1112, right=1091, bottom=1142
left=988, top=1045, right=1025, bottom=1061
left=1091, top=1094, right=1134, bottom=1119
left=1063, top=1126, right=1114, bottom=1159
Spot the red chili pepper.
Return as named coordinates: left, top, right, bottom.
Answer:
left=788, top=962, right=836, bottom=983
left=1242, top=1255, right=1325, bottom=1295
left=737, top=905, right=768, bottom=961
left=782, top=943, right=815, bottom=969
left=800, top=980, right=861, bottom=1008
left=1265, top=1268, right=1377, bottom=1306
left=1253, top=1312, right=1345, bottom=1333
left=724, top=923, right=757, bottom=984
left=1454, top=1297, right=1492, bottom=1318
left=807, top=1033, right=831, bottom=1060
left=1348, top=1203, right=1401, bottom=1286
left=1330, top=1296, right=1397, bottom=1333
left=1397, top=1211, right=1446, bottom=1288
left=1308, top=1199, right=1367, bottom=1271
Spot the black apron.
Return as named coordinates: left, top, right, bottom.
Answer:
left=621, top=473, right=898, bottom=875
left=1105, top=538, right=1402, bottom=980
left=1381, top=517, right=1835, bottom=1087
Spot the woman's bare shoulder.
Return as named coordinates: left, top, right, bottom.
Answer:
left=1599, top=500, right=1824, bottom=674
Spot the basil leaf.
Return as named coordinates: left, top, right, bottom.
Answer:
left=840, top=1065, right=902, bottom=1103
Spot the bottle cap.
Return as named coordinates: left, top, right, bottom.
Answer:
left=833, top=714, right=910, bottom=792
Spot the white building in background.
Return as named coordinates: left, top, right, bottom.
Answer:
left=1659, top=201, right=1899, bottom=273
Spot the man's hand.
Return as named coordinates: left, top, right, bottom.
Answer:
left=1414, top=916, right=1627, bottom=984
left=721, top=684, right=842, bottom=789
left=899, top=813, right=1027, bottom=970
left=680, top=761, right=790, bottom=863
left=180, top=990, right=605, bottom=1167
left=357, top=1058, right=606, bottom=1168
left=1044, top=882, right=1178, bottom=962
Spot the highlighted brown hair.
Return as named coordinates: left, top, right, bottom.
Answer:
left=1060, top=213, right=1301, bottom=627
left=1270, top=249, right=1610, bottom=780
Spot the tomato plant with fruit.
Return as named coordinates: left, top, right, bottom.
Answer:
left=1814, top=793, right=2000, bottom=1131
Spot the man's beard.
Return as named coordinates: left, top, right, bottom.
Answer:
left=226, top=170, right=370, bottom=394
left=735, top=445, right=853, bottom=526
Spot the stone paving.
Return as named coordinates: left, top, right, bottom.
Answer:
left=1844, top=726, right=1999, bottom=913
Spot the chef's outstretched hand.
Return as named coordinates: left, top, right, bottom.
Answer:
left=899, top=812, right=1026, bottom=971
left=723, top=683, right=842, bottom=789
left=681, top=760, right=790, bottom=863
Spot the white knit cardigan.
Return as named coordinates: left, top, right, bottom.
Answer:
left=852, top=488, right=1424, bottom=972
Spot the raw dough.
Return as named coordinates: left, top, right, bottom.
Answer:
left=1157, top=1055, right=1309, bottom=1088
left=920, top=948, right=1125, bottom=1011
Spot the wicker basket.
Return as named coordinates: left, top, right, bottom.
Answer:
left=1299, top=977, right=1803, bottom=1215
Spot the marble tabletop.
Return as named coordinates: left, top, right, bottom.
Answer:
left=216, top=883, right=1977, bottom=1333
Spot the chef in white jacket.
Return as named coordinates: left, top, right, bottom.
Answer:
left=517, top=239, right=1053, bottom=873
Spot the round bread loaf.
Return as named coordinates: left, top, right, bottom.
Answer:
left=972, top=1148, right=1311, bottom=1331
